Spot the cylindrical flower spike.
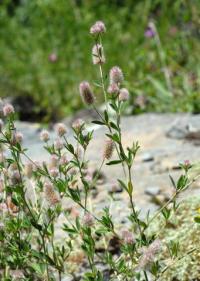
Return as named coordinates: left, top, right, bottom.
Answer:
left=138, top=239, right=161, bottom=269
left=3, top=104, right=15, bottom=117
left=72, top=118, right=85, bottom=132
left=79, top=81, right=95, bottom=106
left=109, top=66, right=124, bottom=84
left=119, top=88, right=129, bottom=101
left=103, top=139, right=114, bottom=160
left=83, top=212, right=94, bottom=227
left=44, top=181, right=60, bottom=206
left=92, top=44, right=105, bottom=65
left=90, top=21, right=106, bottom=35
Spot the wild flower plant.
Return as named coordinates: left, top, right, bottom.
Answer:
left=0, top=21, right=199, bottom=281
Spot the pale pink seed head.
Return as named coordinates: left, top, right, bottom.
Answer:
left=49, top=167, right=59, bottom=178
left=54, top=138, right=64, bottom=150
left=59, top=154, right=68, bottom=166
left=103, top=139, right=114, bottom=160
left=55, top=123, right=67, bottom=137
left=40, top=130, right=50, bottom=142
left=14, top=132, right=23, bottom=144
left=122, top=230, right=135, bottom=244
left=107, top=83, right=119, bottom=96
left=109, top=66, right=124, bottom=84
left=83, top=212, right=94, bottom=227
left=44, top=181, right=60, bottom=205
left=90, top=21, right=106, bottom=35
left=24, top=162, right=33, bottom=178
left=3, top=103, right=15, bottom=117
left=119, top=88, right=129, bottom=101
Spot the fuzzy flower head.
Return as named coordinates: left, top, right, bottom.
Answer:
left=119, top=88, right=129, bottom=101
left=55, top=123, right=67, bottom=137
left=13, top=132, right=23, bottom=144
left=54, top=138, right=64, bottom=150
left=109, top=66, right=124, bottom=84
left=49, top=167, right=59, bottom=178
left=40, top=130, right=50, bottom=142
left=83, top=212, right=94, bottom=227
left=44, top=181, right=60, bottom=206
left=122, top=230, right=135, bottom=244
left=3, top=104, right=15, bottom=117
left=103, top=139, right=114, bottom=160
left=107, top=83, right=119, bottom=97
left=49, top=154, right=59, bottom=168
left=79, top=81, right=95, bottom=106
left=59, top=154, right=68, bottom=166
left=92, top=44, right=105, bottom=65
left=90, top=21, right=106, bottom=35
left=48, top=53, right=57, bottom=63
left=138, top=239, right=161, bottom=269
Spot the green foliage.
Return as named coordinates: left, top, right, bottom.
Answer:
left=0, top=0, right=200, bottom=120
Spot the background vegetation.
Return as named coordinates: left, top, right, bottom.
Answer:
left=0, top=0, right=200, bottom=121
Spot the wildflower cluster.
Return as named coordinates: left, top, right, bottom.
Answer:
left=0, top=21, right=199, bottom=281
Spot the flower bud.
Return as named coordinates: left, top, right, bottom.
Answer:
left=83, top=212, right=94, bottom=227
left=49, top=167, right=59, bottom=178
left=109, top=66, right=124, bottom=84
left=79, top=81, right=95, bottom=106
left=59, top=154, right=68, bottom=166
left=119, top=88, right=129, bottom=101
left=55, top=123, right=67, bottom=137
left=90, top=21, right=106, bottom=35
left=40, top=130, right=50, bottom=142
left=103, top=139, right=114, bottom=160
left=3, top=104, right=15, bottom=117
left=122, top=230, right=135, bottom=244
left=92, top=44, right=105, bottom=65
left=72, top=118, right=85, bottom=132
left=54, top=138, right=64, bottom=150
left=107, top=83, right=119, bottom=96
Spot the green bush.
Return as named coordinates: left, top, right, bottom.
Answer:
left=0, top=0, right=199, bottom=120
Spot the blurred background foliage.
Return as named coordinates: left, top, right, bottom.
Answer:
left=0, top=0, right=200, bottom=121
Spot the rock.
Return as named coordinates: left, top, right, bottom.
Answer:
left=145, top=186, right=161, bottom=197
left=141, top=152, right=154, bottom=162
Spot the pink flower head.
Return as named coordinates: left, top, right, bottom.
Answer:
left=3, top=103, right=15, bottom=117
left=107, top=83, right=119, bottom=96
left=90, top=21, right=106, bottom=35
left=139, top=239, right=161, bottom=269
left=14, top=132, right=23, bottom=144
left=119, top=88, right=129, bottom=101
left=59, top=154, right=68, bottom=166
left=49, top=167, right=59, bottom=178
left=55, top=123, right=67, bottom=137
left=54, top=138, right=64, bottom=150
left=83, top=212, right=94, bottom=227
left=49, top=53, right=57, bottom=63
left=109, top=66, right=124, bottom=84
left=79, top=81, right=95, bottom=106
left=122, top=230, right=135, bottom=244
left=144, top=27, right=156, bottom=38
left=40, top=130, right=50, bottom=142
